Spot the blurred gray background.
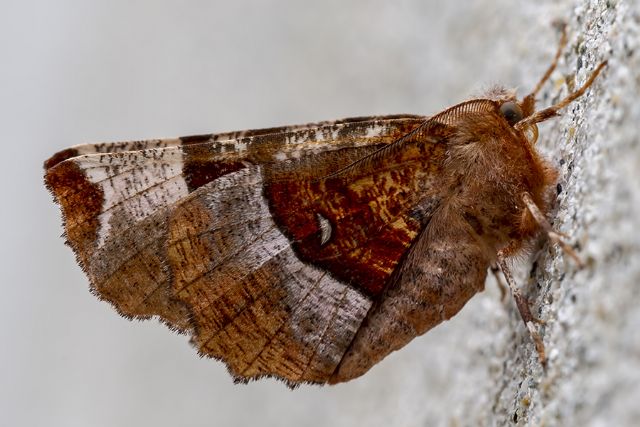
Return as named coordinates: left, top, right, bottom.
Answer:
left=2, top=0, right=638, bottom=426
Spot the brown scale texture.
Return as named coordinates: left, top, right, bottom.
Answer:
left=45, top=104, right=559, bottom=385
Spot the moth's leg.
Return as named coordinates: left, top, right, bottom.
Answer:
left=490, top=265, right=508, bottom=301
left=497, top=253, right=547, bottom=367
left=516, top=60, right=607, bottom=130
left=522, top=193, right=584, bottom=267
left=530, top=21, right=568, bottom=98
left=520, top=22, right=567, bottom=114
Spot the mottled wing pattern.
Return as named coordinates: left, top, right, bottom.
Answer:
left=46, top=102, right=498, bottom=385
left=45, top=115, right=430, bottom=383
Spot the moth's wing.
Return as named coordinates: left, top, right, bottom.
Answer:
left=43, top=115, right=423, bottom=169
left=44, top=115, right=427, bottom=383
left=330, top=211, right=491, bottom=383
left=46, top=99, right=499, bottom=385
left=196, top=101, right=498, bottom=383
left=263, top=100, right=502, bottom=383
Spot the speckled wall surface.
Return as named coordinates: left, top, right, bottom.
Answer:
left=2, top=1, right=638, bottom=426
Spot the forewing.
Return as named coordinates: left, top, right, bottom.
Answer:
left=46, top=99, right=503, bottom=385
left=45, top=115, right=442, bottom=384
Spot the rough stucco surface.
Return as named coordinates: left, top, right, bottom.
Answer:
left=468, top=2, right=640, bottom=425
left=2, top=0, right=639, bottom=426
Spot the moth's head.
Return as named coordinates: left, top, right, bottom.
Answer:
left=486, top=57, right=607, bottom=147
left=479, top=24, right=607, bottom=148
left=485, top=86, right=539, bottom=144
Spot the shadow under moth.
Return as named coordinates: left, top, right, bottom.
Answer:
left=45, top=26, right=606, bottom=387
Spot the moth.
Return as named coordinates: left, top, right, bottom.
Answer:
left=45, top=27, right=606, bottom=386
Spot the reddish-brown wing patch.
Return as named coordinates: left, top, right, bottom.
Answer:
left=263, top=127, right=448, bottom=296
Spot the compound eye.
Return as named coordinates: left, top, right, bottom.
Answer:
left=499, top=101, right=523, bottom=126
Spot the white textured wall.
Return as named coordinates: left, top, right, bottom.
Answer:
left=2, top=0, right=638, bottom=426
